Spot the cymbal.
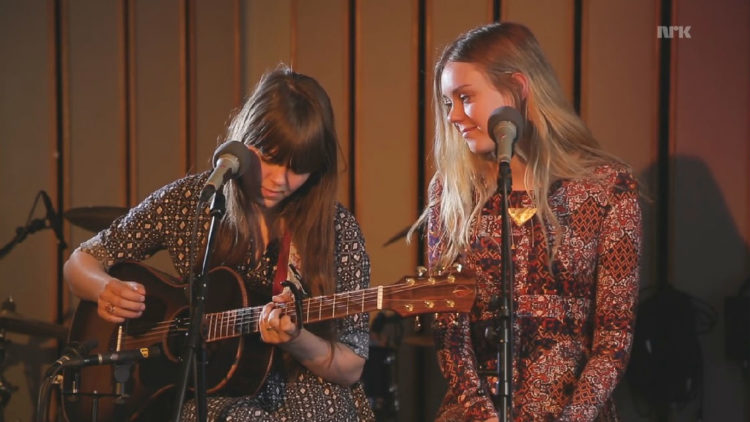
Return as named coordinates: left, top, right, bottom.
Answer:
left=64, top=206, right=129, bottom=232
left=403, top=334, right=435, bottom=348
left=0, top=309, right=67, bottom=340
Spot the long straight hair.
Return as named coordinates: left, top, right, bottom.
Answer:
left=415, top=22, right=625, bottom=267
left=214, top=65, right=339, bottom=298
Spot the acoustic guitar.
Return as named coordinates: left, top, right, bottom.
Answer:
left=61, top=261, right=475, bottom=421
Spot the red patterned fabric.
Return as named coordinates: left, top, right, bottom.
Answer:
left=429, top=165, right=641, bottom=422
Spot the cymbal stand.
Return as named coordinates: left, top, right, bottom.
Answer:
left=0, top=298, right=19, bottom=422
left=0, top=329, right=16, bottom=422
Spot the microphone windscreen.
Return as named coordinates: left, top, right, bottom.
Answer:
left=487, top=106, right=524, bottom=143
left=212, top=140, right=253, bottom=177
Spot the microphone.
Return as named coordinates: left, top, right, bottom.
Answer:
left=61, top=345, right=162, bottom=368
left=487, top=106, right=524, bottom=165
left=40, top=190, right=67, bottom=248
left=199, top=141, right=253, bottom=202
left=44, top=339, right=98, bottom=378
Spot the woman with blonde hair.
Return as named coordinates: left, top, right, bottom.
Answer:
left=64, top=65, right=374, bottom=421
left=415, top=22, right=641, bottom=421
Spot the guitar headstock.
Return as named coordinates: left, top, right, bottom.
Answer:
left=382, top=264, right=476, bottom=317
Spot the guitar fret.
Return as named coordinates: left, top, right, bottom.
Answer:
left=305, top=299, right=310, bottom=324
left=332, top=295, right=336, bottom=318
left=228, top=310, right=234, bottom=337
left=206, top=314, right=216, bottom=339
left=318, top=297, right=322, bottom=321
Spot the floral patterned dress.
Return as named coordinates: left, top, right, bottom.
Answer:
left=428, top=165, right=641, bottom=422
left=79, top=173, right=374, bottom=421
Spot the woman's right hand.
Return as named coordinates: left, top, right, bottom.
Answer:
left=96, top=278, right=146, bottom=323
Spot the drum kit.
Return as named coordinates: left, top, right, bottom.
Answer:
left=0, top=203, right=127, bottom=420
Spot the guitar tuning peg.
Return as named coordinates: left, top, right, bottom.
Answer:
left=435, top=266, right=445, bottom=276
left=416, top=266, right=428, bottom=277
left=451, top=263, right=463, bottom=273
left=414, top=315, right=422, bottom=332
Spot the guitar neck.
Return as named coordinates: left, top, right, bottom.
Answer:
left=203, top=286, right=386, bottom=342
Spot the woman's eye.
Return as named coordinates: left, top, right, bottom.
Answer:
left=459, top=94, right=470, bottom=103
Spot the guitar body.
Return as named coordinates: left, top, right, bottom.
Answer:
left=61, top=261, right=477, bottom=421
left=62, top=262, right=274, bottom=422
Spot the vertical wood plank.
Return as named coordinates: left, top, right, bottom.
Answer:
left=503, top=0, right=575, bottom=101
left=0, top=2, right=57, bottom=420
left=130, top=0, right=183, bottom=200
left=294, top=0, right=351, bottom=206
left=582, top=0, right=659, bottom=176
left=670, top=1, right=750, bottom=419
left=66, top=0, right=125, bottom=257
left=194, top=0, right=237, bottom=171
left=243, top=0, right=292, bottom=91
left=356, top=0, right=418, bottom=287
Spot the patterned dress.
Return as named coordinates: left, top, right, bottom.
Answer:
left=428, top=165, right=641, bottom=422
left=79, top=173, right=375, bottom=421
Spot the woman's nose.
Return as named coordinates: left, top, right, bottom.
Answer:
left=268, top=165, right=289, bottom=186
left=448, top=104, right=465, bottom=124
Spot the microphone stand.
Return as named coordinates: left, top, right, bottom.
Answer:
left=494, top=161, right=514, bottom=421
left=171, top=191, right=225, bottom=422
left=0, top=219, right=47, bottom=260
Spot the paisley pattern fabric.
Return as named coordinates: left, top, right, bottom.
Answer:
left=79, top=173, right=374, bottom=421
left=428, top=165, right=641, bottom=422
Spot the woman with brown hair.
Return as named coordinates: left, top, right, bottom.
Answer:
left=64, top=65, right=374, bottom=421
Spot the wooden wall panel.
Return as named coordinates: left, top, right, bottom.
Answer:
left=194, top=0, right=238, bottom=172
left=670, top=1, right=750, bottom=420
left=504, top=0, right=575, bottom=101
left=132, top=0, right=183, bottom=201
left=66, top=0, right=125, bottom=270
left=0, top=2, right=58, bottom=420
left=294, top=0, right=351, bottom=206
left=356, top=0, right=418, bottom=287
left=424, top=0, right=491, bottom=196
left=243, top=0, right=292, bottom=92
left=582, top=0, right=659, bottom=177
left=0, top=1, right=748, bottom=421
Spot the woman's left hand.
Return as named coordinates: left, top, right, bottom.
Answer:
left=258, top=288, right=302, bottom=344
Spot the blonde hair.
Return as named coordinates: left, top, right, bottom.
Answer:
left=414, top=22, right=624, bottom=268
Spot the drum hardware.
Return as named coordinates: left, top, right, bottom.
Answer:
left=0, top=296, right=68, bottom=422
left=0, top=298, right=67, bottom=341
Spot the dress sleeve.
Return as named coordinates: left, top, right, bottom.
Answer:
left=333, top=204, right=371, bottom=359
left=78, top=175, right=204, bottom=270
left=559, top=171, right=642, bottom=421
left=428, top=181, right=497, bottom=421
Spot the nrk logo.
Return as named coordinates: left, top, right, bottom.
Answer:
left=657, top=26, right=692, bottom=39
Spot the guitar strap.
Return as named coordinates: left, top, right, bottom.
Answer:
left=272, top=231, right=292, bottom=295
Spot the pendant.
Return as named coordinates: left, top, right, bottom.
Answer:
left=508, top=207, right=537, bottom=226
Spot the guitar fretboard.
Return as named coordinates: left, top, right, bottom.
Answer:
left=203, top=286, right=384, bottom=342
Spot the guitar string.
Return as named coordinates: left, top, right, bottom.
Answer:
left=120, top=281, right=469, bottom=347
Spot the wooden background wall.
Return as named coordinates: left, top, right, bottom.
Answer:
left=0, top=0, right=748, bottom=421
